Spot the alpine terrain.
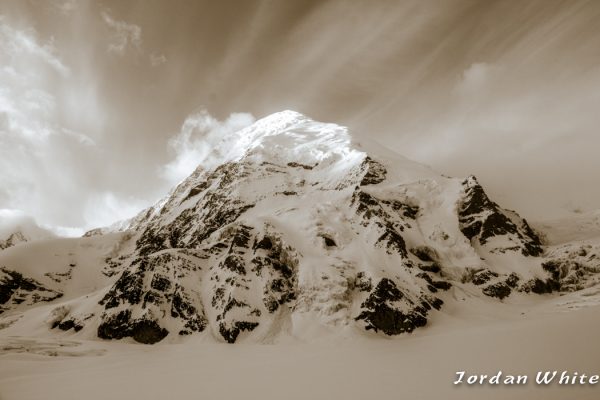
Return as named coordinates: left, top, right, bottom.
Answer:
left=1, top=111, right=599, bottom=345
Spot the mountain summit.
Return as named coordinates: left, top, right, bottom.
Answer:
left=1, top=112, right=598, bottom=343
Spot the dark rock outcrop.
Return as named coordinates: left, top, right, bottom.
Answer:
left=482, top=282, right=512, bottom=299
left=355, top=278, right=430, bottom=335
left=519, top=278, right=560, bottom=294
left=97, top=310, right=169, bottom=344
left=0, top=232, right=28, bottom=250
left=0, top=267, right=62, bottom=313
left=351, top=190, right=409, bottom=258
left=360, top=156, right=387, bottom=186
left=219, top=321, right=260, bottom=344
left=458, top=176, right=543, bottom=257
left=97, top=252, right=208, bottom=342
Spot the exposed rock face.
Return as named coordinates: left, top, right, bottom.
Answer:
left=98, top=310, right=169, bottom=344
left=360, top=157, right=387, bottom=186
left=410, top=246, right=437, bottom=263
left=458, top=176, right=543, bottom=257
left=355, top=278, right=438, bottom=335
left=0, top=267, right=62, bottom=314
left=97, top=251, right=208, bottom=342
left=92, top=220, right=302, bottom=344
left=532, top=242, right=600, bottom=292
left=482, top=282, right=512, bottom=299
left=461, top=268, right=499, bottom=286
left=205, top=224, right=300, bottom=343
left=351, top=189, right=415, bottom=258
left=518, top=278, right=559, bottom=294
left=135, top=161, right=257, bottom=256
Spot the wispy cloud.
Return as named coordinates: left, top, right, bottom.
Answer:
left=0, top=19, right=69, bottom=76
left=0, top=208, right=55, bottom=238
left=54, top=0, right=78, bottom=15
left=161, top=110, right=255, bottom=184
left=0, top=18, right=101, bottom=233
left=0, top=19, right=67, bottom=142
left=101, top=11, right=165, bottom=68
left=455, top=62, right=499, bottom=97
left=61, top=127, right=96, bottom=146
left=101, top=11, right=142, bottom=55
left=150, top=52, right=167, bottom=67
left=82, top=191, right=148, bottom=230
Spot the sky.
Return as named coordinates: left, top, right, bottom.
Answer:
left=1, top=0, right=599, bottom=235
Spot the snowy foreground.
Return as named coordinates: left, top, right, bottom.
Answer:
left=2, top=293, right=600, bottom=400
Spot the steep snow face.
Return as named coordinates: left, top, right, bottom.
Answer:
left=0, top=233, right=132, bottom=316
left=1, top=111, right=585, bottom=344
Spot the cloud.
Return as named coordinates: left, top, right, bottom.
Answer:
left=61, top=127, right=96, bottom=146
left=0, top=208, right=80, bottom=238
left=0, top=208, right=55, bottom=239
left=83, top=191, right=149, bottom=230
left=394, top=59, right=600, bottom=219
left=101, top=12, right=142, bottom=55
left=150, top=53, right=167, bottom=67
left=0, top=209, right=30, bottom=237
left=407, top=61, right=585, bottom=161
left=0, top=18, right=252, bottom=234
left=0, top=20, right=66, bottom=142
left=54, top=0, right=78, bottom=15
left=161, top=110, right=256, bottom=184
left=0, top=18, right=101, bottom=233
left=0, top=19, right=69, bottom=77
left=455, top=62, right=498, bottom=96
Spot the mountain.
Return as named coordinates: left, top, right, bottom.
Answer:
left=1, top=111, right=599, bottom=344
left=0, top=213, right=56, bottom=251
left=0, top=231, right=28, bottom=251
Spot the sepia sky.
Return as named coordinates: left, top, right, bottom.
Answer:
left=1, top=0, right=600, bottom=234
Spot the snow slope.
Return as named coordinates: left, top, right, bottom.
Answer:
left=533, top=210, right=600, bottom=245
left=2, top=296, right=600, bottom=400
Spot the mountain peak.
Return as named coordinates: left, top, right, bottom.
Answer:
left=188, top=110, right=354, bottom=179
left=0, top=211, right=55, bottom=250
left=255, top=109, right=310, bottom=125
left=6, top=113, right=592, bottom=345
left=241, top=110, right=349, bottom=149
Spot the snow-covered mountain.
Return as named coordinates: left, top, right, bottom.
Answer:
left=0, top=231, right=28, bottom=251
left=0, top=213, right=56, bottom=251
left=1, top=111, right=599, bottom=344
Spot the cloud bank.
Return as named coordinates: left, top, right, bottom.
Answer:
left=0, top=18, right=86, bottom=233
left=0, top=209, right=55, bottom=240
left=0, top=16, right=144, bottom=235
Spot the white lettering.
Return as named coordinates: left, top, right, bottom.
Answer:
left=453, top=371, right=465, bottom=385
left=489, top=371, right=501, bottom=385
left=536, top=371, right=557, bottom=385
